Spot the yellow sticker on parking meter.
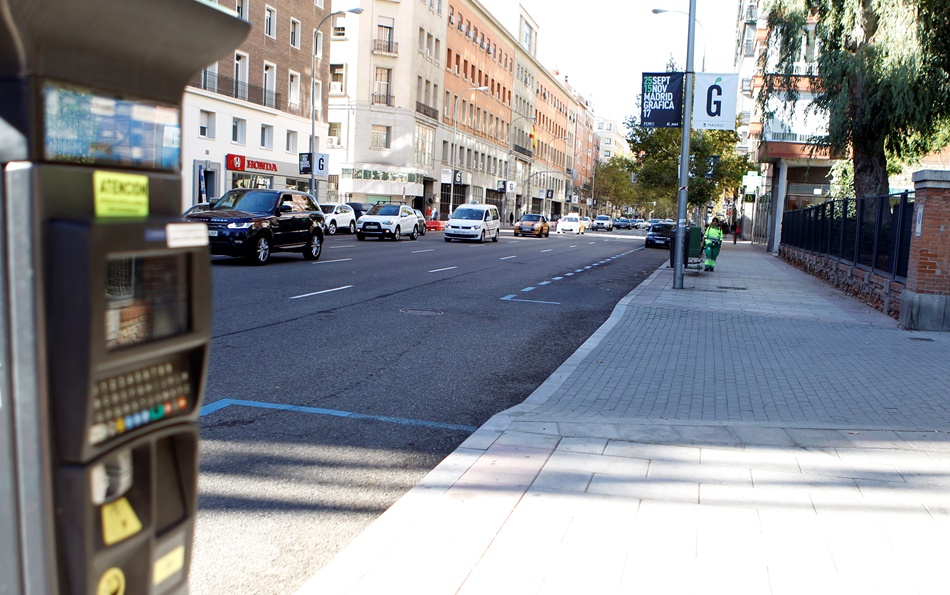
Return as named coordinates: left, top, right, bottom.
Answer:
left=101, top=496, right=142, bottom=546
left=153, top=545, right=186, bottom=585
left=93, top=171, right=149, bottom=217
left=96, top=567, right=126, bottom=595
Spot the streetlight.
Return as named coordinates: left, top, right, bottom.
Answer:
left=507, top=114, right=535, bottom=219
left=654, top=0, right=699, bottom=289
left=449, top=86, right=488, bottom=213
left=652, top=8, right=706, bottom=72
left=310, top=7, right=363, bottom=198
left=586, top=149, right=598, bottom=215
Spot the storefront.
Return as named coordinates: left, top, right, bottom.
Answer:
left=224, top=153, right=316, bottom=196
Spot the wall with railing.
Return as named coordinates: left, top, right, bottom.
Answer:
left=779, top=192, right=915, bottom=318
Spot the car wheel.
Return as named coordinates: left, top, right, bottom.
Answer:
left=545, top=229, right=550, bottom=238
left=410, top=225, right=419, bottom=240
left=348, top=221, right=356, bottom=234
left=328, top=221, right=337, bottom=235
left=492, top=229, right=499, bottom=242
left=444, top=236, right=451, bottom=242
left=479, top=230, right=486, bottom=243
left=356, top=232, right=365, bottom=241
left=249, top=234, right=271, bottom=265
left=419, top=224, right=426, bottom=236
left=393, top=225, right=401, bottom=241
left=302, top=231, right=322, bottom=260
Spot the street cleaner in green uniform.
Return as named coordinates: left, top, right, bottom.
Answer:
left=703, top=217, right=724, bottom=272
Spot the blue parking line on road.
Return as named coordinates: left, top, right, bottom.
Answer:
left=521, top=287, right=536, bottom=292
left=200, top=398, right=477, bottom=432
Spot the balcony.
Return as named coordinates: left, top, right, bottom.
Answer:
left=793, top=62, right=818, bottom=76
left=372, top=39, right=399, bottom=55
left=513, top=144, right=533, bottom=158
left=372, top=93, right=395, bottom=107
left=189, top=70, right=281, bottom=110
left=415, top=101, right=438, bottom=120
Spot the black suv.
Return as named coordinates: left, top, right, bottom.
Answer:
left=186, top=189, right=325, bottom=264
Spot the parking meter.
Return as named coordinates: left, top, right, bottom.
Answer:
left=0, top=1, right=248, bottom=593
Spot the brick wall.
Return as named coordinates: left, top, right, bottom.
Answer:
left=905, top=182, right=950, bottom=295
left=779, top=246, right=905, bottom=319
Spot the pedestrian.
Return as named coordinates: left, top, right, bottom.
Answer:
left=509, top=212, right=514, bottom=226
left=703, top=217, right=724, bottom=272
left=733, top=222, right=740, bottom=244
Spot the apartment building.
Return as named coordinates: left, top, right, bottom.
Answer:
left=595, top=118, right=629, bottom=161
left=325, top=0, right=580, bottom=221
left=182, top=0, right=336, bottom=208
left=735, top=0, right=837, bottom=250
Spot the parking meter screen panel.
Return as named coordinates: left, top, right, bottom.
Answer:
left=105, top=253, right=190, bottom=351
left=43, top=83, right=181, bottom=170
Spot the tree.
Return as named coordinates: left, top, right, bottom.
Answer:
left=761, top=0, right=950, bottom=198
left=589, top=156, right=638, bottom=213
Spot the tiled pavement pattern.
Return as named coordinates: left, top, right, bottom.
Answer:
left=297, top=243, right=950, bottom=595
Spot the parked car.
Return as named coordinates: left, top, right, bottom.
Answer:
left=645, top=222, right=676, bottom=249
left=347, top=202, right=375, bottom=221
left=513, top=213, right=550, bottom=238
left=581, top=217, right=592, bottom=231
left=319, top=203, right=357, bottom=235
left=182, top=201, right=212, bottom=217
left=556, top=214, right=585, bottom=234
left=186, top=189, right=325, bottom=264
left=615, top=217, right=631, bottom=229
left=413, top=209, right=428, bottom=236
left=592, top=215, right=614, bottom=231
left=356, top=203, right=421, bottom=241
left=444, top=204, right=501, bottom=242
left=631, top=218, right=647, bottom=229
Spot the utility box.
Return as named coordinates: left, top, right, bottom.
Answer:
left=0, top=1, right=248, bottom=593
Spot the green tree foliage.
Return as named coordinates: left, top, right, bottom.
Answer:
left=761, top=0, right=950, bottom=198
left=588, top=156, right=637, bottom=212
left=624, top=116, right=755, bottom=213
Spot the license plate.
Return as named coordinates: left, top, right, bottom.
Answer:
left=208, top=230, right=218, bottom=237
left=365, top=223, right=379, bottom=229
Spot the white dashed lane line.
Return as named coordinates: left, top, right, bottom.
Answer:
left=500, top=255, right=517, bottom=260
left=429, top=266, right=458, bottom=273
left=312, top=258, right=352, bottom=265
left=411, top=249, right=435, bottom=253
left=290, top=285, right=353, bottom=300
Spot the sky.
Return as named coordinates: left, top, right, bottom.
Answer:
left=477, top=0, right=742, bottom=126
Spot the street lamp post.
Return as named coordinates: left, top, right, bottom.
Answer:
left=450, top=86, right=488, bottom=214
left=310, top=7, right=363, bottom=198
left=507, top=114, right=535, bottom=220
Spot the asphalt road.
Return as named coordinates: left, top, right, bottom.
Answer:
left=190, top=227, right=668, bottom=594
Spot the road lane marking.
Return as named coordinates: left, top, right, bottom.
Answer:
left=538, top=281, right=551, bottom=286
left=429, top=266, right=458, bottom=273
left=290, top=285, right=353, bottom=299
left=552, top=277, right=564, bottom=281
left=540, top=249, right=553, bottom=253
left=569, top=245, right=578, bottom=248
left=500, top=295, right=560, bottom=305
left=500, top=255, right=517, bottom=260
left=200, top=398, right=477, bottom=432
left=329, top=245, right=356, bottom=248
left=411, top=249, right=435, bottom=253
left=312, top=258, right=352, bottom=265
left=521, top=287, right=536, bottom=292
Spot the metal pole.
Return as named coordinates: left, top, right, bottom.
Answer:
left=451, top=96, right=457, bottom=215
left=673, top=0, right=697, bottom=289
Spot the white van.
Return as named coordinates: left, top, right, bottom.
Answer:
left=444, top=204, right=501, bottom=243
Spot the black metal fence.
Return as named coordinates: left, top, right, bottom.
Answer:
left=189, top=70, right=281, bottom=110
left=781, top=191, right=915, bottom=281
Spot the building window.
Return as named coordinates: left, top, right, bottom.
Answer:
left=232, top=117, right=246, bottom=144
left=263, top=62, right=277, bottom=108
left=264, top=6, right=276, bottom=38
left=286, top=130, right=298, bottom=153
left=234, top=52, right=249, bottom=100
left=235, top=0, right=246, bottom=20
left=373, top=67, right=392, bottom=105
left=371, top=125, right=390, bottom=149
left=199, top=110, right=215, bottom=138
left=604, top=150, right=611, bottom=157
left=261, top=124, right=274, bottom=149
left=415, top=123, right=434, bottom=166
left=312, top=81, right=322, bottom=117
left=290, top=19, right=301, bottom=48
left=605, top=138, right=612, bottom=145
left=313, top=30, right=323, bottom=59
left=314, top=0, right=324, bottom=7
left=330, top=64, right=344, bottom=94
left=288, top=72, right=300, bottom=106
left=332, top=14, right=348, bottom=38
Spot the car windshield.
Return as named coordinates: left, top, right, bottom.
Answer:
left=521, top=215, right=541, bottom=222
left=451, top=208, right=483, bottom=220
left=564, top=216, right=579, bottom=222
left=651, top=224, right=675, bottom=233
left=596, top=216, right=609, bottom=220
left=367, top=204, right=400, bottom=216
left=319, top=205, right=335, bottom=214
left=212, top=190, right=278, bottom=214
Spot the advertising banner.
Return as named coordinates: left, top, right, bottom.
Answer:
left=641, top=73, right=684, bottom=128
left=692, top=73, right=739, bottom=130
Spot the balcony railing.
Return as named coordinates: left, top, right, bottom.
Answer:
left=372, top=93, right=395, bottom=107
left=513, top=144, right=533, bottom=158
left=189, top=70, right=281, bottom=110
left=415, top=101, right=438, bottom=120
left=372, top=39, right=399, bottom=55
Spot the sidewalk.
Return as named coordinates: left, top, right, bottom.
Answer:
left=296, top=242, right=950, bottom=595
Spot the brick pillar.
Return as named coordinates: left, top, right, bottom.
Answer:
left=901, top=170, right=950, bottom=330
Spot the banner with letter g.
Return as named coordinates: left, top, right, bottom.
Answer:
left=692, top=73, right=739, bottom=131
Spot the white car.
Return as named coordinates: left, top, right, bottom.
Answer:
left=556, top=214, right=585, bottom=234
left=319, top=203, right=357, bottom=235
left=356, top=203, right=421, bottom=241
left=444, top=204, right=501, bottom=242
left=592, top=215, right=613, bottom=231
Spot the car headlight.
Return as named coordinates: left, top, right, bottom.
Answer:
left=382, top=219, right=394, bottom=225
left=227, top=222, right=254, bottom=229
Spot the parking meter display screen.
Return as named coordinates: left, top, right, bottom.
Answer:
left=105, top=254, right=190, bottom=350
left=44, top=83, right=181, bottom=170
